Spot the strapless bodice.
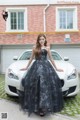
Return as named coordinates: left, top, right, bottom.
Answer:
left=35, top=49, right=47, bottom=60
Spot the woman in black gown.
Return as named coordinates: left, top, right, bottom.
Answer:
left=19, top=34, right=64, bottom=116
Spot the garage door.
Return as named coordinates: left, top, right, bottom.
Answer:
left=1, top=45, right=33, bottom=73
left=51, top=44, right=80, bottom=73
left=1, top=49, right=25, bottom=73
left=1, top=44, right=80, bottom=73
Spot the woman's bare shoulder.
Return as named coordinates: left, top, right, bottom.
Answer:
left=32, top=45, right=36, bottom=51
left=46, top=46, right=50, bottom=51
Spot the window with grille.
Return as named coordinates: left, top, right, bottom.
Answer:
left=56, top=7, right=78, bottom=31
left=10, top=12, right=24, bottom=30
left=6, top=8, right=28, bottom=32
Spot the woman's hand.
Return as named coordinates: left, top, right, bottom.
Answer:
left=56, top=68, right=64, bottom=72
left=20, top=67, right=28, bottom=71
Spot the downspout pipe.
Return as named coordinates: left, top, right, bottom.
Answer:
left=43, top=2, right=50, bottom=32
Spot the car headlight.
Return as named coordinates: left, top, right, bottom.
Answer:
left=8, top=69, right=19, bottom=80
left=67, top=69, right=77, bottom=80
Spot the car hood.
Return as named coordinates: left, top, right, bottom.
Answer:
left=8, top=60, right=75, bottom=79
left=54, top=60, right=75, bottom=79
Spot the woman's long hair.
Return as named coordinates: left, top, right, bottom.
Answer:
left=34, top=34, right=47, bottom=57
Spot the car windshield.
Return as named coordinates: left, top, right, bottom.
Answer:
left=19, top=51, right=62, bottom=60
left=50, top=51, right=62, bottom=60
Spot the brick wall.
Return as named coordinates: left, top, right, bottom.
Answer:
left=0, top=4, right=80, bottom=45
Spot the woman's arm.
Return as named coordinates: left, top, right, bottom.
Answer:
left=47, top=47, right=63, bottom=72
left=20, top=46, right=35, bottom=70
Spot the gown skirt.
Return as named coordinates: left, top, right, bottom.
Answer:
left=18, top=49, right=64, bottom=116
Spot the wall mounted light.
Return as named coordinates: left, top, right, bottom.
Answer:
left=2, top=10, right=8, bottom=21
left=64, top=34, right=71, bottom=42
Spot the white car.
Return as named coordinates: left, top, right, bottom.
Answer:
left=5, top=49, right=80, bottom=97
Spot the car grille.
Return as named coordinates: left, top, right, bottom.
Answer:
left=8, top=85, right=17, bottom=93
left=68, top=86, right=76, bottom=94
left=62, top=86, right=76, bottom=97
left=61, top=79, right=64, bottom=87
left=8, top=84, right=76, bottom=96
left=63, top=90, right=68, bottom=96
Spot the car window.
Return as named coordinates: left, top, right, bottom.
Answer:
left=19, top=51, right=62, bottom=60
left=19, top=51, right=32, bottom=60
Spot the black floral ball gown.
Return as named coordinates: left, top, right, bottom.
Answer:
left=18, top=49, right=64, bottom=116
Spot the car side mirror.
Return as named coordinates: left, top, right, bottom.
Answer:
left=13, top=56, right=18, bottom=60
left=64, top=57, right=69, bottom=61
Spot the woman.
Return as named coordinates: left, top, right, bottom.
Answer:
left=19, top=34, right=64, bottom=116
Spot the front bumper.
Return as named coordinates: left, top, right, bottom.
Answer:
left=5, top=73, right=80, bottom=97
left=61, top=74, right=80, bottom=97
left=5, top=74, right=22, bottom=96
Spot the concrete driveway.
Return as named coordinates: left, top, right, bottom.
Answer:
left=0, top=99, right=79, bottom=120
